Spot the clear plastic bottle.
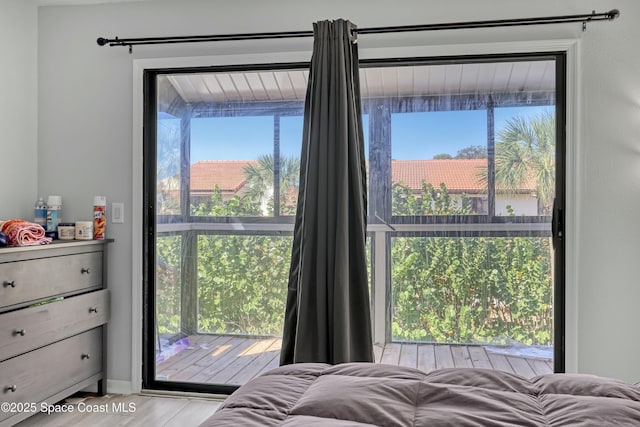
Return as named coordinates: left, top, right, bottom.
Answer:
left=46, top=195, right=62, bottom=235
left=34, top=197, right=47, bottom=227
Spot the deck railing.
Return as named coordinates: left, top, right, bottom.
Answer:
left=155, top=221, right=553, bottom=350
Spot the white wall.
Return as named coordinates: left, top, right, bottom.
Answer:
left=496, top=195, right=538, bottom=216
left=573, top=2, right=640, bottom=381
left=36, top=0, right=640, bottom=386
left=0, top=0, right=38, bottom=219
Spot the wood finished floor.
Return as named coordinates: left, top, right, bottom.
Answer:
left=15, top=393, right=222, bottom=427
left=157, top=334, right=553, bottom=386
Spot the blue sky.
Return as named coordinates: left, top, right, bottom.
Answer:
left=185, top=105, right=553, bottom=163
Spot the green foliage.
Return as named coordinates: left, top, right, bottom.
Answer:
left=197, top=234, right=291, bottom=335
left=392, top=182, right=472, bottom=216
left=391, top=235, right=552, bottom=345
left=155, top=235, right=182, bottom=335
left=454, top=145, right=488, bottom=159
left=390, top=181, right=552, bottom=345
left=160, top=183, right=291, bottom=336
left=432, top=144, right=488, bottom=160
left=191, top=186, right=262, bottom=217
left=157, top=166, right=553, bottom=346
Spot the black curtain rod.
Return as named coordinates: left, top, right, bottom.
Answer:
left=97, top=9, right=619, bottom=49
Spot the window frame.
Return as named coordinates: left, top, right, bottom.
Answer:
left=142, top=51, right=566, bottom=395
left=154, top=62, right=309, bottom=225
left=361, top=54, right=560, bottom=228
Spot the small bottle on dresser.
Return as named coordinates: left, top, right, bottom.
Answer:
left=34, top=197, right=47, bottom=227
left=46, top=195, right=62, bottom=239
left=93, top=196, right=106, bottom=240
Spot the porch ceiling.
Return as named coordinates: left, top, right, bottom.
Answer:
left=166, top=60, right=555, bottom=104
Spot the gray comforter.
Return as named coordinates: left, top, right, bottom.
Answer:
left=201, top=363, right=640, bottom=426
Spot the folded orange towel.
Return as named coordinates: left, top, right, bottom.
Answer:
left=0, top=219, right=52, bottom=246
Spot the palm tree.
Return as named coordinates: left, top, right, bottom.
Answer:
left=242, top=154, right=300, bottom=215
left=495, top=111, right=555, bottom=215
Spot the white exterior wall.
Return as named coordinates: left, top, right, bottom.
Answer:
left=34, top=0, right=640, bottom=388
left=496, top=195, right=538, bottom=216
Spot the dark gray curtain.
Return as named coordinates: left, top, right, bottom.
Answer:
left=280, top=19, right=373, bottom=365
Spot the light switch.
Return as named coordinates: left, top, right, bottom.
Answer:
left=112, top=202, right=124, bottom=223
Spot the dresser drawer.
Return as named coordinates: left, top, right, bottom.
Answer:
left=0, top=290, right=109, bottom=362
left=0, top=328, right=102, bottom=422
left=0, top=251, right=102, bottom=310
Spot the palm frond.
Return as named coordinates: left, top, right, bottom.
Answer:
left=495, top=112, right=556, bottom=214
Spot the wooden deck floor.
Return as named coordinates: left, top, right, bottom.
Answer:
left=156, top=334, right=553, bottom=386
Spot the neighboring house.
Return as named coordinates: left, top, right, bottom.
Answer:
left=158, top=160, right=256, bottom=214
left=160, top=158, right=538, bottom=216
left=392, top=159, right=538, bottom=216
left=191, top=160, right=257, bottom=204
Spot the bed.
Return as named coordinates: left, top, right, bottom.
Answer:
left=200, top=363, right=640, bottom=426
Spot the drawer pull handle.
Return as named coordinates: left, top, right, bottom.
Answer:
left=81, top=354, right=91, bottom=360
left=3, top=280, right=16, bottom=288
left=6, top=385, right=17, bottom=393
left=14, top=329, right=26, bottom=337
left=81, top=268, right=91, bottom=275
left=89, top=307, right=98, bottom=313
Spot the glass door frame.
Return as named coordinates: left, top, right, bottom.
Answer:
left=141, top=53, right=566, bottom=394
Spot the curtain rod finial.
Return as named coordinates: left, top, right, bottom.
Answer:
left=608, top=9, right=620, bottom=20
left=96, top=37, right=108, bottom=46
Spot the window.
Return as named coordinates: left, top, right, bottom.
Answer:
left=362, top=58, right=561, bottom=362
left=148, top=65, right=308, bottom=393
left=145, top=53, right=564, bottom=393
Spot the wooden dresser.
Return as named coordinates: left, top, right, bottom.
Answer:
left=0, top=240, right=110, bottom=426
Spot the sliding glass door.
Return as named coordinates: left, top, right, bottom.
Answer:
left=143, top=53, right=565, bottom=393
left=144, top=65, right=307, bottom=393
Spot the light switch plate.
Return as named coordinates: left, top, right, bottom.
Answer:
left=112, top=202, right=124, bottom=223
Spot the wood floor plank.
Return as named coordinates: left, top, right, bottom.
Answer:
left=380, top=343, right=402, bottom=366
left=398, top=343, right=419, bottom=370
left=507, top=356, right=536, bottom=378
left=156, top=335, right=548, bottom=386
left=14, top=394, right=210, bottom=427
left=15, top=403, right=89, bottom=427
left=450, top=346, right=473, bottom=368
left=123, top=395, right=191, bottom=427
left=226, top=339, right=282, bottom=384
left=207, top=338, right=277, bottom=384
left=417, top=344, right=436, bottom=373
left=193, top=336, right=250, bottom=367
left=157, top=336, right=234, bottom=380
left=81, top=394, right=147, bottom=427
left=183, top=337, right=259, bottom=383
left=155, top=337, right=204, bottom=373
left=434, top=345, right=455, bottom=369
left=162, top=398, right=222, bottom=426
left=486, top=352, right=515, bottom=374
left=157, top=335, right=224, bottom=371
left=255, top=354, right=281, bottom=376
left=467, top=346, right=493, bottom=369
left=527, top=358, right=553, bottom=376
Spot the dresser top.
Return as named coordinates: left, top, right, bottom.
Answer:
left=0, top=239, right=113, bottom=262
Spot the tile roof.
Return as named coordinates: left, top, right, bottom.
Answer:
left=188, top=159, right=536, bottom=195
left=392, top=159, right=487, bottom=193
left=190, top=160, right=257, bottom=194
